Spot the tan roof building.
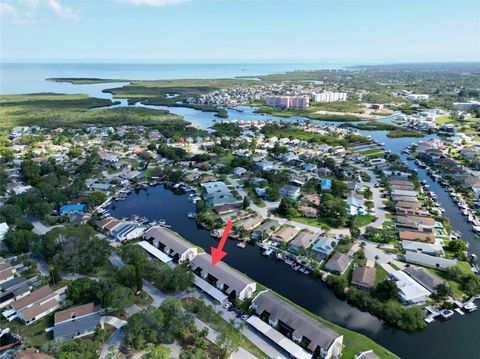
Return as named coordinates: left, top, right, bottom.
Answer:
left=12, top=286, right=60, bottom=325
left=272, top=226, right=299, bottom=244
left=351, top=266, right=376, bottom=291
left=399, top=231, right=435, bottom=243
left=15, top=349, right=54, bottom=359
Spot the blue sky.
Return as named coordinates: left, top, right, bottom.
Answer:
left=1, top=0, right=479, bottom=63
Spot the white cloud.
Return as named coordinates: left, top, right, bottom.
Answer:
left=46, top=0, right=77, bottom=18
left=0, top=0, right=77, bottom=23
left=119, top=0, right=190, bottom=7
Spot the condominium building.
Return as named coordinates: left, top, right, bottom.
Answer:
left=264, top=95, right=310, bottom=109
left=312, top=91, right=347, bottom=103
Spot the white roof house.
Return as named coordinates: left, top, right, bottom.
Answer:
left=388, top=270, right=431, bottom=305
left=144, top=226, right=198, bottom=263
left=401, top=240, right=444, bottom=256
left=137, top=241, right=172, bottom=264
left=405, top=251, right=456, bottom=271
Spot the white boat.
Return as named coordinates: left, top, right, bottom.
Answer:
left=463, top=302, right=478, bottom=312
left=276, top=252, right=284, bottom=260
left=262, top=248, right=273, bottom=256
left=284, top=259, right=294, bottom=266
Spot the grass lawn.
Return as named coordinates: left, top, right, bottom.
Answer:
left=375, top=265, right=389, bottom=284
left=292, top=216, right=331, bottom=229
left=357, top=215, right=375, bottom=227
left=2, top=315, right=53, bottom=347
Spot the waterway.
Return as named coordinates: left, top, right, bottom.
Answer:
left=2, top=64, right=479, bottom=359
left=107, top=104, right=480, bottom=359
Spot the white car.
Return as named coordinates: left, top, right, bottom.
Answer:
left=241, top=314, right=249, bottom=321
left=223, top=302, right=232, bottom=309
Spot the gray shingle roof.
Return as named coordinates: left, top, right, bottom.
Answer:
left=145, top=226, right=195, bottom=257
left=53, top=312, right=101, bottom=340
left=190, top=253, right=255, bottom=295
left=404, top=267, right=444, bottom=292
left=252, top=291, right=341, bottom=352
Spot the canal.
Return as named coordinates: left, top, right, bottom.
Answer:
left=108, top=104, right=480, bottom=359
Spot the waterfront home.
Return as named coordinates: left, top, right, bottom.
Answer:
left=110, top=222, right=145, bottom=242
left=405, top=251, right=456, bottom=271
left=96, top=217, right=122, bottom=233
left=53, top=303, right=101, bottom=340
left=213, top=204, right=242, bottom=215
left=398, top=231, right=435, bottom=244
left=189, top=253, right=256, bottom=300
left=401, top=240, right=444, bottom=256
left=351, top=265, right=376, bottom=291
left=271, top=226, right=299, bottom=245
left=395, top=215, right=435, bottom=233
left=280, top=184, right=301, bottom=199
left=388, top=269, right=431, bottom=305
left=252, top=220, right=281, bottom=242
left=8, top=286, right=61, bottom=325
left=355, top=350, right=381, bottom=359
left=391, top=189, right=418, bottom=198
left=201, top=181, right=239, bottom=207
left=404, top=267, right=445, bottom=293
left=324, top=252, right=353, bottom=275
left=288, top=232, right=317, bottom=254
left=217, top=210, right=249, bottom=224
left=144, top=226, right=198, bottom=263
left=393, top=196, right=419, bottom=204
left=251, top=291, right=343, bottom=359
left=395, top=201, right=421, bottom=215
left=235, top=217, right=263, bottom=232
left=246, top=315, right=313, bottom=359
left=310, top=237, right=339, bottom=261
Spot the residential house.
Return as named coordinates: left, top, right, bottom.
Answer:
left=302, top=194, right=321, bottom=207
left=279, top=184, right=301, bottom=199
left=310, top=237, right=338, bottom=261
left=0, top=222, right=9, bottom=241
left=9, top=286, right=61, bottom=325
left=355, top=350, right=381, bottom=359
left=320, top=179, right=332, bottom=192
left=201, top=181, right=239, bottom=207
left=53, top=303, right=101, bottom=340
left=144, top=226, right=198, bottom=263
left=299, top=206, right=318, bottom=218
left=398, top=231, right=435, bottom=244
left=235, top=217, right=263, bottom=232
left=401, top=240, right=444, bottom=256
left=0, top=263, right=16, bottom=285
left=351, top=265, right=376, bottom=291
left=405, top=251, right=456, bottom=271
left=346, top=192, right=367, bottom=216
left=271, top=227, right=299, bottom=245
left=288, top=232, right=317, bottom=255
left=252, top=220, right=281, bottom=241
left=324, top=252, right=353, bottom=275
left=251, top=291, right=343, bottom=359
left=189, top=253, right=256, bottom=300
left=395, top=215, right=435, bottom=233
left=404, top=267, right=445, bottom=293
left=388, top=269, right=431, bottom=305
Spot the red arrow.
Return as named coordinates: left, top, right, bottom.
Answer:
left=211, top=220, right=233, bottom=266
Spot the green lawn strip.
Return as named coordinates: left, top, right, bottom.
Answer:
left=2, top=315, right=52, bottom=347
left=375, top=265, right=389, bottom=285
left=356, top=215, right=375, bottom=227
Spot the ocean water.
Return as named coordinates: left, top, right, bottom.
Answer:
left=0, top=62, right=349, bottom=95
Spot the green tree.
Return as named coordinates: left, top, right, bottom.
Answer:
left=375, top=279, right=399, bottom=301
left=241, top=196, right=250, bottom=210
left=216, top=330, right=241, bottom=358
left=143, top=344, right=170, bottom=359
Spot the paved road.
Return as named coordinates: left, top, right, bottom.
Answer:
left=30, top=220, right=64, bottom=235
